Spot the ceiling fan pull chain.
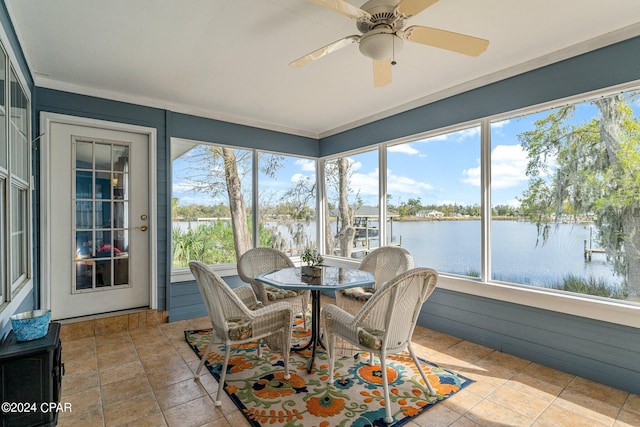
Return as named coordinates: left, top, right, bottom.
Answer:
left=392, top=36, right=397, bottom=65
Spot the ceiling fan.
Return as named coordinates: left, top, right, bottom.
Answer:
left=290, top=0, right=489, bottom=87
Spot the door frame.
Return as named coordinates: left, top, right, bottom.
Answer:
left=39, top=112, right=158, bottom=313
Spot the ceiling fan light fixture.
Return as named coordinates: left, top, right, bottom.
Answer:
left=359, top=29, right=403, bottom=61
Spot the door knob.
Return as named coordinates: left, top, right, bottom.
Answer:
left=136, top=225, right=148, bottom=232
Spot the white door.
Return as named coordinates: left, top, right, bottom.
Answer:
left=47, top=122, right=151, bottom=319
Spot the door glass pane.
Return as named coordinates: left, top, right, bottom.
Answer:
left=96, top=201, right=111, bottom=228
left=113, top=145, right=129, bottom=171
left=75, top=201, right=93, bottom=229
left=76, top=171, right=93, bottom=199
left=95, top=171, right=111, bottom=199
left=10, top=186, right=27, bottom=289
left=94, top=143, right=111, bottom=170
left=73, top=139, right=130, bottom=292
left=75, top=141, right=93, bottom=168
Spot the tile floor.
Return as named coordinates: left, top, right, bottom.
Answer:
left=57, top=306, right=640, bottom=427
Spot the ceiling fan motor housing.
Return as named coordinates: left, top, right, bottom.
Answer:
left=357, top=0, right=406, bottom=33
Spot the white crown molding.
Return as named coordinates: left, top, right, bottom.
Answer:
left=34, top=77, right=320, bottom=140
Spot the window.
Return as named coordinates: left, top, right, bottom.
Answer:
left=0, top=46, right=31, bottom=304
left=257, top=153, right=316, bottom=255
left=387, top=127, right=481, bottom=277
left=172, top=141, right=253, bottom=267
left=324, top=150, right=379, bottom=258
left=490, top=89, right=640, bottom=302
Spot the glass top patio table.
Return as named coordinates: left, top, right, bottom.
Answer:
left=256, top=266, right=374, bottom=372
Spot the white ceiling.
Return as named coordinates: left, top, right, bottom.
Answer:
left=7, top=0, right=640, bottom=138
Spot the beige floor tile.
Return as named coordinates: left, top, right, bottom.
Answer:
left=163, top=396, right=224, bottom=427
left=61, top=369, right=100, bottom=397
left=623, top=393, right=640, bottom=415
left=446, top=341, right=495, bottom=364
left=223, top=410, right=253, bottom=427
left=146, top=362, right=195, bottom=389
left=552, top=389, right=620, bottom=425
left=486, top=383, right=551, bottom=419
left=103, top=391, right=161, bottom=426
left=535, top=401, right=611, bottom=427
left=411, top=402, right=463, bottom=426
left=97, top=346, right=141, bottom=369
left=154, top=378, right=207, bottom=410
left=57, top=405, right=104, bottom=427
left=567, top=376, right=629, bottom=408
left=99, top=360, right=146, bottom=386
left=506, top=372, right=565, bottom=402
left=60, top=321, right=95, bottom=341
left=60, top=386, right=102, bottom=416
left=464, top=398, right=534, bottom=426
left=100, top=374, right=153, bottom=406
left=451, top=416, right=483, bottom=427
left=521, top=363, right=575, bottom=389
left=614, top=408, right=640, bottom=426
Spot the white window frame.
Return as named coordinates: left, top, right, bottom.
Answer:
left=0, top=22, right=33, bottom=331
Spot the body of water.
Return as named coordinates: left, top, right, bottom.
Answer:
left=174, top=219, right=621, bottom=289
left=391, top=220, right=620, bottom=289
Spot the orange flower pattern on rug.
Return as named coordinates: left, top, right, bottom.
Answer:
left=185, top=317, right=473, bottom=426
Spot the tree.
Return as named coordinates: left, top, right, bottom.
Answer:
left=181, top=145, right=284, bottom=260
left=518, top=93, right=640, bottom=300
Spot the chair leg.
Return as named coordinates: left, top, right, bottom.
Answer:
left=369, top=352, right=375, bottom=366
left=327, top=334, right=336, bottom=383
left=195, top=335, right=216, bottom=378
left=379, top=351, right=394, bottom=424
left=408, top=342, right=436, bottom=395
left=282, top=329, right=291, bottom=380
left=215, top=344, right=232, bottom=406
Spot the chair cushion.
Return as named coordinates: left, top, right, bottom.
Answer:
left=341, top=286, right=376, bottom=303
left=358, top=326, right=383, bottom=350
left=265, top=284, right=305, bottom=301
left=227, top=318, right=253, bottom=340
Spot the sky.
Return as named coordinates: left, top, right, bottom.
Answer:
left=172, top=92, right=640, bottom=209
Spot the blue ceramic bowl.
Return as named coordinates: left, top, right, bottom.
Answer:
left=10, top=310, right=51, bottom=341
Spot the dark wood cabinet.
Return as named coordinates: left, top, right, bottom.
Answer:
left=0, top=323, right=63, bottom=427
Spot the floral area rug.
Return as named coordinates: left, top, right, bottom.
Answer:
left=184, top=316, right=474, bottom=426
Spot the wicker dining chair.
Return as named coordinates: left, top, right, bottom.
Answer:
left=322, top=267, right=439, bottom=424
left=237, top=247, right=310, bottom=330
left=335, top=246, right=414, bottom=316
left=189, top=261, right=293, bottom=406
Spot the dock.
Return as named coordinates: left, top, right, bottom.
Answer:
left=584, top=240, right=605, bottom=261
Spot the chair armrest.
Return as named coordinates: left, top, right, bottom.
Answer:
left=233, top=286, right=262, bottom=309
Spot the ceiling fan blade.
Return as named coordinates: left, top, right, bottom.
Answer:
left=395, top=0, right=438, bottom=18
left=403, top=25, right=489, bottom=56
left=373, top=59, right=392, bottom=88
left=289, top=35, right=360, bottom=68
left=308, top=0, right=371, bottom=20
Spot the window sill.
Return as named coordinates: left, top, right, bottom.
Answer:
left=0, top=279, right=34, bottom=332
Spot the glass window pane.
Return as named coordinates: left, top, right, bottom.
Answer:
left=75, top=201, right=93, bottom=229
left=113, top=173, right=126, bottom=200
left=387, top=127, right=481, bottom=276
left=490, top=90, right=640, bottom=302
left=75, top=231, right=93, bottom=259
left=96, top=259, right=112, bottom=287
left=94, top=143, right=111, bottom=170
left=75, top=140, right=93, bottom=168
left=95, top=171, right=111, bottom=199
left=324, top=150, right=378, bottom=259
left=10, top=186, right=27, bottom=288
left=9, top=68, right=28, bottom=181
left=75, top=261, right=94, bottom=290
left=76, top=170, right=93, bottom=199
left=113, top=145, right=129, bottom=171
left=96, top=201, right=111, bottom=228
left=171, top=143, right=252, bottom=267
left=258, top=154, right=316, bottom=255
left=114, top=201, right=127, bottom=228
left=0, top=179, right=4, bottom=299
